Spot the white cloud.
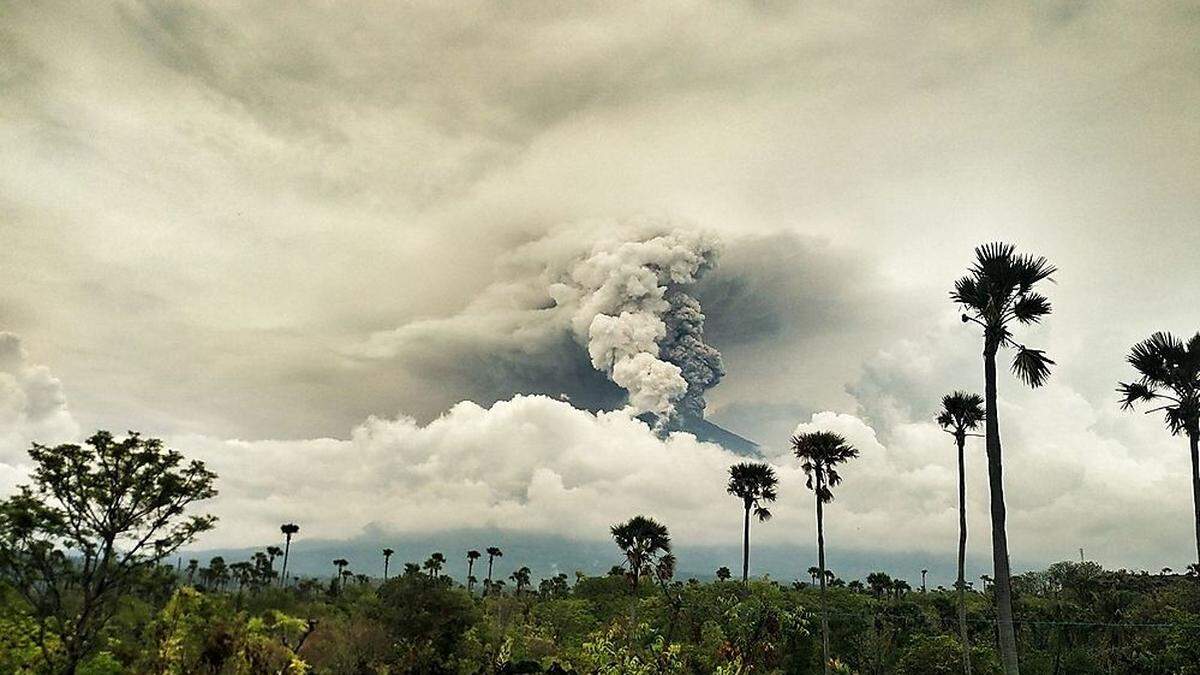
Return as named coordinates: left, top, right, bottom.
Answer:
left=0, top=332, right=80, bottom=492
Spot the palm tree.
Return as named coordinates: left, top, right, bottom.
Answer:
left=792, top=430, right=859, bottom=675
left=279, top=523, right=300, bottom=588
left=485, top=547, right=503, bottom=591
left=430, top=552, right=446, bottom=578
left=939, top=390, right=985, bottom=674
left=185, top=559, right=199, bottom=585
left=727, top=462, right=779, bottom=584
left=510, top=566, right=531, bottom=594
left=332, top=558, right=349, bottom=593
left=610, top=515, right=672, bottom=588
left=921, top=569, right=928, bottom=593
left=716, top=566, right=732, bottom=581
left=808, top=565, right=820, bottom=585
left=466, top=550, right=481, bottom=593
left=1118, top=331, right=1200, bottom=566
left=265, top=545, right=283, bottom=575
left=382, top=548, right=395, bottom=580
left=952, top=242, right=1056, bottom=675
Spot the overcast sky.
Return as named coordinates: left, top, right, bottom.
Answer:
left=2, top=1, right=1199, bottom=570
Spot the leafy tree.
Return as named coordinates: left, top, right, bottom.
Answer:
left=1118, top=331, right=1200, bottom=566
left=0, top=431, right=216, bottom=673
left=715, top=566, right=731, bottom=582
left=953, top=241, right=1056, bottom=674
left=939, top=389, right=985, bottom=674
left=792, top=430, right=859, bottom=675
left=726, top=462, right=779, bottom=583
left=279, top=523, right=299, bottom=587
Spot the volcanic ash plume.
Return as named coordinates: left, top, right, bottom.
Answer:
left=550, top=229, right=725, bottom=419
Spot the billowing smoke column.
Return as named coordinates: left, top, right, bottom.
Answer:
left=548, top=230, right=725, bottom=421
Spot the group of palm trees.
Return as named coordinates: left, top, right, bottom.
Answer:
left=711, top=243, right=1200, bottom=675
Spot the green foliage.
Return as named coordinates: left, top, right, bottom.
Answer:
left=0, top=431, right=217, bottom=672
left=372, top=570, right=481, bottom=671
left=895, top=634, right=1001, bottom=675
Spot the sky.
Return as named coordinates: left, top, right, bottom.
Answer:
left=2, top=1, right=1199, bottom=575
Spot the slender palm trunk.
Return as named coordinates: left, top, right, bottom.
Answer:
left=984, top=347, right=1020, bottom=674
left=1189, top=426, right=1200, bottom=567
left=486, top=557, right=494, bottom=590
left=383, top=557, right=390, bottom=581
left=280, top=535, right=292, bottom=588
left=957, top=432, right=973, bottom=675
left=816, top=473, right=830, bottom=675
left=468, top=559, right=475, bottom=593
left=742, top=502, right=751, bottom=584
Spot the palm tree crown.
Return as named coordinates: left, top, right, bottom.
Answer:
left=951, top=241, right=1057, bottom=385
left=727, top=462, right=779, bottom=520
left=791, top=431, right=859, bottom=502
left=1118, top=331, right=1200, bottom=435
left=610, top=515, right=672, bottom=585
left=937, top=391, right=986, bottom=438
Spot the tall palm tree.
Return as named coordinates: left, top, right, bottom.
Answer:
left=952, top=242, right=1056, bottom=675
left=1119, top=331, right=1200, bottom=566
left=727, top=462, right=779, bottom=584
left=808, top=565, right=820, bottom=585
left=332, top=558, right=349, bottom=593
left=610, top=515, right=672, bottom=587
left=792, top=430, right=859, bottom=675
left=466, top=550, right=481, bottom=593
left=279, top=523, right=300, bottom=588
left=382, top=548, right=395, bottom=580
left=485, top=547, right=503, bottom=592
left=939, top=390, right=985, bottom=675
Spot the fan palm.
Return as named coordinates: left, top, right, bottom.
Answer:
left=279, top=523, right=300, bottom=588
left=610, top=515, right=672, bottom=587
left=466, top=550, right=481, bottom=593
left=939, top=390, right=985, bottom=675
left=952, top=242, right=1056, bottom=675
left=510, top=566, right=531, bottom=594
left=1118, top=331, right=1200, bottom=566
left=332, top=558, right=349, bottom=593
left=792, top=430, right=859, bottom=675
left=727, top=462, right=779, bottom=583
left=485, top=547, right=503, bottom=592
left=382, top=548, right=394, bottom=580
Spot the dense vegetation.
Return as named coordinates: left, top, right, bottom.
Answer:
left=3, top=546, right=1200, bottom=674
left=2, top=242, right=1199, bottom=674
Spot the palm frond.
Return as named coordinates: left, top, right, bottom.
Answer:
left=1012, top=252, right=1057, bottom=292
left=1012, top=346, right=1054, bottom=388
left=1116, top=381, right=1158, bottom=410
left=1011, top=292, right=1052, bottom=324
left=1127, top=332, right=1186, bottom=385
